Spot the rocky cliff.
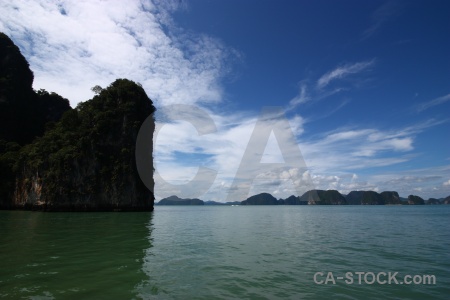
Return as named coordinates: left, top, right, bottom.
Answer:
left=241, top=193, right=278, bottom=205
left=0, top=33, right=155, bottom=211
left=380, top=191, right=402, bottom=205
left=281, top=195, right=308, bottom=205
left=0, top=33, right=71, bottom=145
left=300, top=190, right=347, bottom=205
left=407, top=195, right=425, bottom=205
left=157, top=195, right=204, bottom=205
left=12, top=79, right=155, bottom=211
left=443, top=196, right=450, bottom=205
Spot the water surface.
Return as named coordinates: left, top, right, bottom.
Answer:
left=1, top=206, right=449, bottom=299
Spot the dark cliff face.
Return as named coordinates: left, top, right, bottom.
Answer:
left=0, top=33, right=71, bottom=145
left=0, top=33, right=155, bottom=211
left=0, top=33, right=71, bottom=206
left=0, top=33, right=34, bottom=102
left=241, top=193, right=278, bottom=205
left=282, top=195, right=308, bottom=205
left=300, top=190, right=347, bottom=205
left=361, top=191, right=384, bottom=205
left=407, top=195, right=424, bottom=205
left=380, top=191, right=401, bottom=205
left=346, top=191, right=400, bottom=205
left=12, top=79, right=155, bottom=211
left=345, top=191, right=365, bottom=205
left=426, top=198, right=441, bottom=205
left=157, top=196, right=204, bottom=205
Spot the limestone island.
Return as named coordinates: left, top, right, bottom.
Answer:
left=0, top=33, right=155, bottom=211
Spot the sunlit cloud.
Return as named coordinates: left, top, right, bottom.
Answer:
left=0, top=0, right=234, bottom=107
left=1, top=0, right=448, bottom=201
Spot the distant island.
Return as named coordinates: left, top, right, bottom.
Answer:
left=157, top=195, right=204, bottom=206
left=157, top=191, right=450, bottom=206
left=0, top=32, right=155, bottom=211
left=156, top=195, right=240, bottom=206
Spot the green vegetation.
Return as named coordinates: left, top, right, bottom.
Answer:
left=407, top=195, right=425, bottom=205
left=157, top=196, right=204, bottom=205
left=0, top=33, right=71, bottom=207
left=0, top=32, right=155, bottom=211
left=241, top=193, right=278, bottom=205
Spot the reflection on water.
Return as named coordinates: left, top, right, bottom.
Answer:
left=1, top=206, right=450, bottom=299
left=0, top=211, right=153, bottom=299
left=140, top=206, right=450, bottom=300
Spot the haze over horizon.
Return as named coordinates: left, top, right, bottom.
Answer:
left=1, top=0, right=449, bottom=201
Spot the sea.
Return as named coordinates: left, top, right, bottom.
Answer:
left=0, top=205, right=449, bottom=299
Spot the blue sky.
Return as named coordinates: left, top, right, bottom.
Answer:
left=1, top=0, right=449, bottom=201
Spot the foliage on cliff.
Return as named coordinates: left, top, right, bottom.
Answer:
left=0, top=32, right=155, bottom=210
left=13, top=79, right=156, bottom=210
left=299, top=190, right=347, bottom=205
left=157, top=195, right=204, bottom=205
left=240, top=193, right=278, bottom=205
left=0, top=32, right=71, bottom=145
left=407, top=195, right=425, bottom=205
left=0, top=32, right=71, bottom=205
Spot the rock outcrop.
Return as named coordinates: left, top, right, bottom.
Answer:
left=157, top=195, right=204, bottom=205
left=282, top=195, right=308, bottom=205
left=361, top=191, right=384, bottom=205
left=0, top=32, right=71, bottom=145
left=241, top=193, right=278, bottom=205
left=345, top=191, right=365, bottom=205
left=11, top=79, right=155, bottom=211
left=380, top=191, right=401, bottom=205
left=0, top=32, right=71, bottom=207
left=0, top=33, right=155, bottom=211
left=443, top=196, right=450, bottom=204
left=426, top=198, right=441, bottom=205
left=407, top=195, right=425, bottom=205
left=300, top=190, right=347, bottom=205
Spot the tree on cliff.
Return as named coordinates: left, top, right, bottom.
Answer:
left=0, top=32, right=156, bottom=211
left=0, top=32, right=71, bottom=206
left=14, top=79, right=156, bottom=210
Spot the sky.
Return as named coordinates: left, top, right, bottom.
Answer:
left=1, top=0, right=449, bottom=201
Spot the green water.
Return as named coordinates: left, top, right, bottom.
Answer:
left=1, top=206, right=449, bottom=299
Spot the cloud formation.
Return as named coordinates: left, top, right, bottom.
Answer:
left=0, top=0, right=233, bottom=106
left=1, top=1, right=447, bottom=201
left=362, top=1, right=401, bottom=40
left=153, top=105, right=443, bottom=200
left=316, top=60, right=375, bottom=89
left=417, top=93, right=450, bottom=112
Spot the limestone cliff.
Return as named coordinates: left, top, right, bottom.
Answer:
left=0, top=32, right=155, bottom=211
left=157, top=196, right=204, bottom=205
left=0, top=32, right=71, bottom=206
left=12, top=79, right=155, bottom=211
left=300, top=190, right=347, bottom=205
left=0, top=32, right=71, bottom=145
left=241, top=193, right=278, bottom=205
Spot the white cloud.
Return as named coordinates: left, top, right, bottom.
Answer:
left=316, top=60, right=375, bottom=89
left=153, top=108, right=447, bottom=200
left=417, top=93, right=450, bottom=112
left=288, top=83, right=309, bottom=109
left=362, top=2, right=400, bottom=40
left=0, top=0, right=233, bottom=107
left=1, top=1, right=447, bottom=202
left=443, top=179, right=450, bottom=186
